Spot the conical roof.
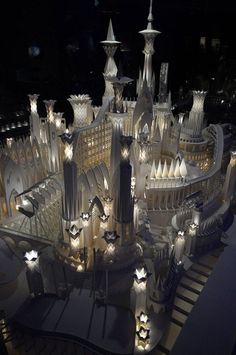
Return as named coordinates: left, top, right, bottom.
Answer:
left=174, top=160, right=181, bottom=178
left=107, top=19, right=116, bottom=41
left=168, top=159, right=175, bottom=178
left=101, top=19, right=120, bottom=44
left=156, top=160, right=162, bottom=178
left=162, top=160, right=168, bottom=178
left=180, top=158, right=188, bottom=177
left=150, top=161, right=156, bottom=179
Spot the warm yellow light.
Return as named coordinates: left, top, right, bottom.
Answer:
left=64, top=143, right=73, bottom=160
left=107, top=243, right=115, bottom=255
left=139, top=148, right=146, bottom=163
left=189, top=222, right=197, bottom=236
left=121, top=147, right=129, bottom=159
left=55, top=118, right=61, bottom=128
left=77, top=264, right=84, bottom=272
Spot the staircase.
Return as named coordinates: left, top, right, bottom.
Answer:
left=150, top=245, right=225, bottom=355
left=2, top=324, right=104, bottom=355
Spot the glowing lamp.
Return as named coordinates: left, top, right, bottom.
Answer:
left=77, top=264, right=84, bottom=272
left=136, top=327, right=150, bottom=349
left=139, top=147, right=147, bottom=163
left=103, top=196, right=113, bottom=203
left=133, top=267, right=150, bottom=284
left=24, top=250, right=39, bottom=269
left=24, top=250, right=38, bottom=262
left=189, top=222, right=197, bottom=236
left=106, top=243, right=115, bottom=255
left=55, top=118, right=61, bottom=128
left=80, top=212, right=91, bottom=222
left=99, top=213, right=109, bottom=223
left=121, top=147, right=129, bottom=160
left=59, top=131, right=73, bottom=145
left=137, top=312, right=150, bottom=330
left=120, top=135, right=133, bottom=160
left=64, top=143, right=73, bottom=160
left=68, top=224, right=82, bottom=239
left=102, top=231, right=119, bottom=244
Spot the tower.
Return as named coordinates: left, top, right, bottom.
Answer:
left=139, top=0, right=160, bottom=96
left=28, top=94, right=41, bottom=143
left=184, top=91, right=207, bottom=138
left=101, top=20, right=120, bottom=102
left=112, top=135, right=135, bottom=246
left=43, top=100, right=60, bottom=173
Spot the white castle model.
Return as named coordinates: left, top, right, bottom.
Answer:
left=0, top=1, right=235, bottom=352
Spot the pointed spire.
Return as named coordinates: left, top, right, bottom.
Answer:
left=174, top=160, right=181, bottom=178
left=156, top=160, right=162, bottom=178
left=180, top=158, right=188, bottom=177
left=168, top=159, right=175, bottom=178
left=162, top=160, right=168, bottom=178
left=106, top=19, right=116, bottom=42
left=147, top=0, right=154, bottom=30
left=150, top=161, right=156, bottom=179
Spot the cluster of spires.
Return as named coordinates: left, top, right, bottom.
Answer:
left=150, top=158, right=188, bottom=179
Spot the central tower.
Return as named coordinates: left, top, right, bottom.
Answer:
left=139, top=0, right=160, bottom=96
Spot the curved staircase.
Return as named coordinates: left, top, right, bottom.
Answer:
left=150, top=245, right=225, bottom=355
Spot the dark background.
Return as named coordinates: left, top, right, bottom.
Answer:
left=0, top=0, right=236, bottom=126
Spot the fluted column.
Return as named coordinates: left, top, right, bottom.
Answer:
left=43, top=100, right=59, bottom=172
left=28, top=94, right=41, bottom=143
left=109, top=115, right=126, bottom=179
left=62, top=143, right=78, bottom=221
left=187, top=91, right=207, bottom=138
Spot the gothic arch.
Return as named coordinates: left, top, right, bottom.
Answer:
left=97, top=162, right=111, bottom=191
left=88, top=196, right=105, bottom=215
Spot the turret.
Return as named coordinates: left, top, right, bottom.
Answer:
left=112, top=135, right=135, bottom=245
left=101, top=19, right=120, bottom=102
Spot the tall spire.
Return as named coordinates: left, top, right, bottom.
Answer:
left=139, top=0, right=160, bottom=97
left=106, top=19, right=116, bottom=42
left=147, top=0, right=154, bottom=30
left=101, top=19, right=120, bottom=101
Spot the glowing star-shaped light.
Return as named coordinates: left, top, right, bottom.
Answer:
left=24, top=250, right=38, bottom=262
left=102, top=231, right=120, bottom=244
left=189, top=222, right=197, bottom=236
left=133, top=267, right=150, bottom=284
left=68, top=225, right=82, bottom=239
left=59, top=131, right=73, bottom=145
left=99, top=213, right=109, bottom=223
left=189, top=223, right=197, bottom=230
left=80, top=212, right=91, bottom=221
left=121, top=147, right=129, bottom=160
left=106, top=243, right=115, bottom=255
left=137, top=327, right=150, bottom=340
left=177, top=230, right=185, bottom=238
left=139, top=312, right=149, bottom=324
left=64, top=143, right=73, bottom=160
left=103, top=196, right=113, bottom=203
